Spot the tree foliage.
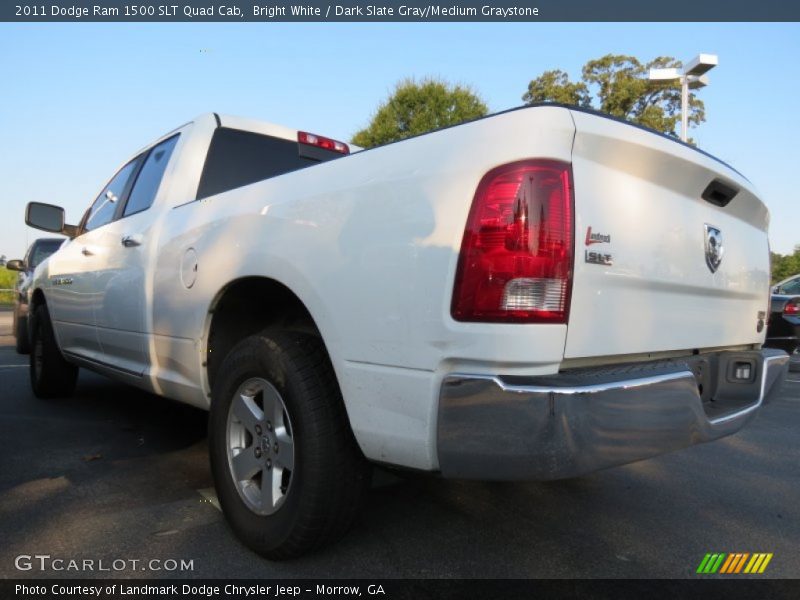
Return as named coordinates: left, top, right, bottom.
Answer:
left=522, top=69, right=591, bottom=108
left=523, top=55, right=706, bottom=140
left=0, top=267, right=16, bottom=305
left=771, top=245, right=800, bottom=284
left=352, top=78, right=488, bottom=148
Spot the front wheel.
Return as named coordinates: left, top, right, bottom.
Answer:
left=29, top=305, right=78, bottom=398
left=209, top=330, right=371, bottom=559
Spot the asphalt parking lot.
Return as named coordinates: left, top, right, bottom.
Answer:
left=0, top=307, right=798, bottom=579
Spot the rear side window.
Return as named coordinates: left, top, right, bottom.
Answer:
left=781, top=278, right=800, bottom=295
left=124, top=134, right=180, bottom=217
left=196, top=127, right=343, bottom=200
left=84, top=159, right=141, bottom=232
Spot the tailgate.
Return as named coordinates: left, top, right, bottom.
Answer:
left=565, top=110, right=770, bottom=359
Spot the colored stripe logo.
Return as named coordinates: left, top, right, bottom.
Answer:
left=697, top=553, right=773, bottom=574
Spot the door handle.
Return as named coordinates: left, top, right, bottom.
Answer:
left=81, top=247, right=93, bottom=256
left=121, top=234, right=143, bottom=247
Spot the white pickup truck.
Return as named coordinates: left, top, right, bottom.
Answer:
left=25, top=107, right=789, bottom=558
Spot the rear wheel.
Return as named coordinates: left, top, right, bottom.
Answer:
left=209, top=330, right=370, bottom=559
left=29, top=305, right=78, bottom=398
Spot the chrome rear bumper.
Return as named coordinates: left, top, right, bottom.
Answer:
left=437, top=349, right=789, bottom=480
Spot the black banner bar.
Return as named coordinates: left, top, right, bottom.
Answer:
left=3, top=0, right=800, bottom=22
left=3, top=579, right=800, bottom=600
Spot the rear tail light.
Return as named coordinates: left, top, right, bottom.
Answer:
left=452, top=159, right=574, bottom=323
left=785, top=299, right=800, bottom=315
left=298, top=131, right=349, bottom=154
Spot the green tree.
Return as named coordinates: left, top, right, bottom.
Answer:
left=352, top=78, right=488, bottom=148
left=0, top=267, right=16, bottom=305
left=771, top=245, right=800, bottom=284
left=522, top=69, right=591, bottom=107
left=523, top=54, right=706, bottom=140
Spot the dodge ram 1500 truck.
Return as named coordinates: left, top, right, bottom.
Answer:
left=24, top=106, right=789, bottom=558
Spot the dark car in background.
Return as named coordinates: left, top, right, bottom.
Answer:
left=766, top=273, right=800, bottom=370
left=5, top=238, right=64, bottom=353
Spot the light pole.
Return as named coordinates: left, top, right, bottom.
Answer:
left=648, top=53, right=718, bottom=142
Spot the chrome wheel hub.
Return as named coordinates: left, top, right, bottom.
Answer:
left=226, top=377, right=295, bottom=515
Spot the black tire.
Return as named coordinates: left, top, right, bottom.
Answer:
left=209, top=330, right=371, bottom=559
left=29, top=304, right=78, bottom=399
left=15, top=311, right=30, bottom=354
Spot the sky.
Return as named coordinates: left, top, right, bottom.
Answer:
left=0, top=22, right=798, bottom=259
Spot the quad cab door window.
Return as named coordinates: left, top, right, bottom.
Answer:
left=123, top=135, right=180, bottom=216
left=48, top=134, right=180, bottom=369
left=83, top=158, right=142, bottom=232
left=90, top=134, right=181, bottom=376
left=81, top=133, right=180, bottom=233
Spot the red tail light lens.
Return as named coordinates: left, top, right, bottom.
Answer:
left=452, top=159, right=574, bottom=323
left=785, top=299, right=800, bottom=315
left=298, top=131, right=349, bottom=154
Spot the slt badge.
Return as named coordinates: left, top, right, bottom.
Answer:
left=704, top=223, right=724, bottom=273
left=584, top=226, right=612, bottom=266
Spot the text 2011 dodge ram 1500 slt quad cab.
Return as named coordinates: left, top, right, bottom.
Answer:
left=24, top=106, right=789, bottom=558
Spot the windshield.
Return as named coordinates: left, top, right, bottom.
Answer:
left=29, top=240, right=63, bottom=268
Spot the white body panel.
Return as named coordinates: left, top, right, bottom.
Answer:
left=566, top=111, right=770, bottom=359
left=33, top=107, right=771, bottom=472
left=150, top=108, right=575, bottom=469
left=44, top=237, right=102, bottom=360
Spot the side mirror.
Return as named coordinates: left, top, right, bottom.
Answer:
left=6, top=259, right=24, bottom=272
left=26, top=202, right=65, bottom=233
left=25, top=202, right=78, bottom=238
